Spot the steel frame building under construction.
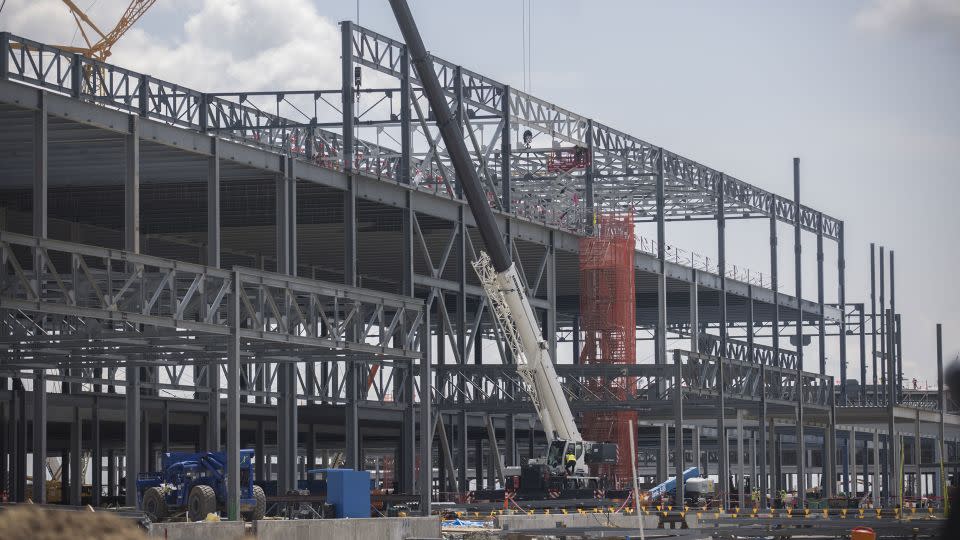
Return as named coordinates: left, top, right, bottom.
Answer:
left=0, top=22, right=957, bottom=515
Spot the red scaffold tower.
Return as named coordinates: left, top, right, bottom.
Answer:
left=578, top=212, right=636, bottom=488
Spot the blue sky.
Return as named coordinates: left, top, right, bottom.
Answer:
left=2, top=0, right=957, bottom=385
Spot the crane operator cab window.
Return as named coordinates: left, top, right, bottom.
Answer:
left=547, top=440, right=566, bottom=468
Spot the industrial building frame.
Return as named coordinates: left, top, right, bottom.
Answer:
left=0, top=23, right=957, bottom=517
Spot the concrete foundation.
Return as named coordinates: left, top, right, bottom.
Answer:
left=494, top=512, right=678, bottom=531
left=255, top=517, right=441, bottom=540
left=147, top=521, right=246, bottom=540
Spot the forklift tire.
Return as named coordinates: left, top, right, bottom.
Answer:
left=243, top=485, right=267, bottom=521
left=187, top=485, right=218, bottom=521
left=142, top=487, right=168, bottom=522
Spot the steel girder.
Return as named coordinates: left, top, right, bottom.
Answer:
left=1, top=30, right=839, bottom=239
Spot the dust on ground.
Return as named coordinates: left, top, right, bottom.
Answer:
left=0, top=506, right=146, bottom=540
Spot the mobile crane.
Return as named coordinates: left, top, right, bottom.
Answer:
left=387, top=0, right=617, bottom=499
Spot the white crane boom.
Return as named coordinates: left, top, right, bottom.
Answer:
left=473, top=253, right=581, bottom=443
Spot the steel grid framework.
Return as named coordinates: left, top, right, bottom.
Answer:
left=0, top=24, right=955, bottom=518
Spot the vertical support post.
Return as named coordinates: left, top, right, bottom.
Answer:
left=848, top=429, right=857, bottom=497
left=717, top=173, right=729, bottom=509
left=890, top=251, right=897, bottom=402
left=693, top=424, right=702, bottom=474
left=161, top=401, right=169, bottom=454
left=69, top=407, right=81, bottom=505
left=584, top=120, right=594, bottom=231
left=859, top=304, right=867, bottom=405
left=872, top=430, right=881, bottom=505
left=792, top=157, right=806, bottom=507
left=673, top=350, right=685, bottom=504
left=879, top=247, right=886, bottom=401
left=31, top=91, right=48, bottom=505
left=500, top=85, right=512, bottom=212
left=400, top=43, right=411, bottom=184
left=455, top=206, right=468, bottom=492
left=751, top=285, right=768, bottom=508
left=937, top=324, right=945, bottom=500
left=689, top=272, right=699, bottom=353
left=826, top=376, right=837, bottom=498
left=870, top=244, right=878, bottom=405
left=770, top=202, right=780, bottom=363
left=655, top=149, right=667, bottom=366
left=816, top=214, right=826, bottom=377
left=773, top=423, right=782, bottom=500
left=886, top=309, right=898, bottom=507
left=838, top=222, right=847, bottom=400
left=92, top=398, right=101, bottom=506
left=736, top=409, right=745, bottom=509
left=123, top=113, right=141, bottom=508
left=226, top=271, right=241, bottom=520
left=654, top=150, right=668, bottom=485
left=572, top=315, right=580, bottom=364
left=914, top=409, right=921, bottom=501
left=107, top=450, right=116, bottom=499
left=419, top=302, right=433, bottom=515
left=342, top=25, right=360, bottom=473
left=505, top=415, right=516, bottom=467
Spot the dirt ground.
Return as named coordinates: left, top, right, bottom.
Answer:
left=0, top=506, right=146, bottom=540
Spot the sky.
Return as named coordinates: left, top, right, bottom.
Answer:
left=1, top=0, right=958, bottom=386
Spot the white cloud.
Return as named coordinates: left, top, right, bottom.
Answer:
left=854, top=0, right=960, bottom=41
left=1, top=0, right=342, bottom=91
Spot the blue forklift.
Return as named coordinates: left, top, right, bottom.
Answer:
left=136, top=450, right=266, bottom=522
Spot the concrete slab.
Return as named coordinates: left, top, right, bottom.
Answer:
left=255, top=516, right=441, bottom=540
left=147, top=521, right=246, bottom=540
left=494, top=512, right=698, bottom=531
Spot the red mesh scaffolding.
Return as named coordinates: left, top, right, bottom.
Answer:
left=579, top=212, right=636, bottom=488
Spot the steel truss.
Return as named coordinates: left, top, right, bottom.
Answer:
left=1, top=29, right=840, bottom=238
left=2, top=24, right=954, bottom=517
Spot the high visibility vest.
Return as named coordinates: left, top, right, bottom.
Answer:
left=566, top=453, right=576, bottom=463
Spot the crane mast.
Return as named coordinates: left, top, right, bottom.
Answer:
left=386, top=0, right=582, bottom=445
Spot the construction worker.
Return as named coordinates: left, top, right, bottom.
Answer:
left=565, top=450, right=577, bottom=475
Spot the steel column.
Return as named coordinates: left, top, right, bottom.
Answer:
left=737, top=409, right=745, bottom=509
left=717, top=173, right=729, bottom=509
left=655, top=150, right=667, bottom=366
left=31, top=91, right=48, bottom=505
left=792, top=158, right=806, bottom=507
left=123, top=113, right=141, bottom=507
left=69, top=407, right=81, bottom=505
left=689, top=272, right=699, bottom=353
left=92, top=398, right=101, bottom=506
left=872, top=430, right=880, bottom=505
left=870, top=244, right=878, bottom=405
left=816, top=214, right=825, bottom=376
left=226, top=271, right=241, bottom=520
left=859, top=304, right=867, bottom=406
left=838, top=222, right=847, bottom=401
left=890, top=251, right=898, bottom=401
left=419, top=299, right=433, bottom=515
left=937, top=324, right=945, bottom=500
left=673, top=350, right=684, bottom=504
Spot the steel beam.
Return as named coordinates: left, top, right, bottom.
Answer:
left=123, top=113, right=141, bottom=508
left=717, top=173, right=729, bottom=509
left=92, top=398, right=101, bottom=506
left=69, top=406, right=81, bottom=505
left=792, top=158, right=806, bottom=506
left=226, top=271, right=241, bottom=520
left=30, top=91, right=48, bottom=505
left=673, top=350, right=685, bottom=504
left=419, top=302, right=432, bottom=515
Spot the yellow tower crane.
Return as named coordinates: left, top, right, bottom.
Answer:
left=58, top=0, right=158, bottom=61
